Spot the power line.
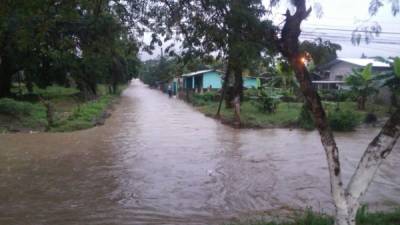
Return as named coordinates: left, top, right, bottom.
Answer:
left=302, top=27, right=400, bottom=35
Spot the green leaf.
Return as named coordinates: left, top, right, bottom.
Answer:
left=362, top=63, right=373, bottom=80
left=393, top=57, right=400, bottom=78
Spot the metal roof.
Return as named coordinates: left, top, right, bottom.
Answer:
left=317, top=58, right=391, bottom=70
left=337, top=58, right=390, bottom=68
left=181, top=69, right=215, bottom=77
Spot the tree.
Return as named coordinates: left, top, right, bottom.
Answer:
left=150, top=0, right=278, bottom=125
left=375, top=57, right=400, bottom=109
left=345, top=64, right=378, bottom=110
left=274, top=1, right=400, bottom=224
left=139, top=56, right=179, bottom=87
left=300, top=38, right=342, bottom=67
left=0, top=0, right=143, bottom=99
left=270, top=61, right=298, bottom=95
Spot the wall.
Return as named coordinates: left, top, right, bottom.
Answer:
left=202, top=72, right=222, bottom=89
left=328, top=62, right=361, bottom=81
left=243, top=77, right=257, bottom=88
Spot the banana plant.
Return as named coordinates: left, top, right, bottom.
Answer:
left=375, top=57, right=400, bottom=109
left=345, top=63, right=378, bottom=110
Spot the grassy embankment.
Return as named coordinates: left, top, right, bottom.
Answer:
left=191, top=91, right=389, bottom=129
left=0, top=84, right=126, bottom=133
left=226, top=207, right=400, bottom=225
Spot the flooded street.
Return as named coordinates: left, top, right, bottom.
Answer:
left=1, top=80, right=399, bottom=225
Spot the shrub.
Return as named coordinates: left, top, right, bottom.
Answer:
left=243, top=88, right=259, bottom=100
left=318, top=89, right=352, bottom=102
left=253, top=92, right=280, bottom=113
left=298, top=104, right=315, bottom=130
left=191, top=92, right=219, bottom=106
left=201, top=91, right=219, bottom=101
left=0, top=98, right=35, bottom=116
left=328, top=109, right=360, bottom=131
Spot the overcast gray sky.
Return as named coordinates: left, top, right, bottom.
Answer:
left=139, top=0, right=400, bottom=60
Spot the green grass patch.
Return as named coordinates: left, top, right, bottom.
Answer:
left=197, top=101, right=302, bottom=128
left=226, top=207, right=400, bottom=225
left=195, top=99, right=389, bottom=129
left=1, top=84, right=127, bottom=132
left=0, top=98, right=47, bottom=130
left=51, top=95, right=114, bottom=132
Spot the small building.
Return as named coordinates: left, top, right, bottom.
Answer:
left=181, top=69, right=262, bottom=93
left=243, top=76, right=263, bottom=89
left=182, top=69, right=223, bottom=92
left=313, top=58, right=391, bottom=90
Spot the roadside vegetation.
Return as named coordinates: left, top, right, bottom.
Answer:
left=0, top=1, right=140, bottom=132
left=0, top=84, right=126, bottom=133
left=191, top=88, right=388, bottom=131
left=226, top=207, right=400, bottom=225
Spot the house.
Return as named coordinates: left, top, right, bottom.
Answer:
left=243, top=76, right=261, bottom=89
left=313, top=58, right=391, bottom=90
left=182, top=69, right=223, bottom=92
left=181, top=69, right=261, bottom=93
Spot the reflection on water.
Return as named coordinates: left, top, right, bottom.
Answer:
left=0, top=80, right=399, bottom=225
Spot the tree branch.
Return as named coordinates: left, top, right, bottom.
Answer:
left=346, top=108, right=400, bottom=203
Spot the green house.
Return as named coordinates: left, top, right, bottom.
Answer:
left=182, top=70, right=223, bottom=92
left=181, top=70, right=261, bottom=92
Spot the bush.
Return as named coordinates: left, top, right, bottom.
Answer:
left=191, top=92, right=219, bottom=106
left=318, top=89, right=352, bottom=102
left=252, top=92, right=280, bottom=113
left=0, top=98, right=35, bottom=116
left=298, top=104, right=315, bottom=130
left=243, top=88, right=259, bottom=100
left=328, top=109, right=360, bottom=131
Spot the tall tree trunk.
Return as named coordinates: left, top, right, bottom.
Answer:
left=216, top=64, right=231, bottom=118
left=232, top=64, right=243, bottom=126
left=0, top=72, right=13, bottom=97
left=0, top=59, right=14, bottom=98
left=278, top=1, right=400, bottom=224
left=357, top=96, right=366, bottom=110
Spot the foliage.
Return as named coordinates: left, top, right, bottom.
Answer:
left=225, top=207, right=400, bottom=225
left=269, top=61, right=299, bottom=96
left=375, top=57, right=400, bottom=107
left=328, top=109, right=361, bottom=131
left=253, top=91, right=281, bottom=113
left=191, top=92, right=219, bottom=106
left=150, top=0, right=279, bottom=109
left=140, top=57, right=179, bottom=87
left=318, top=89, right=352, bottom=102
left=300, top=38, right=342, bottom=67
left=298, top=104, right=315, bottom=130
left=51, top=95, right=114, bottom=132
left=0, top=98, right=36, bottom=116
left=0, top=0, right=142, bottom=98
left=345, top=63, right=378, bottom=110
left=0, top=84, right=125, bottom=132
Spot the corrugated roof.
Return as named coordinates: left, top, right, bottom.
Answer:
left=181, top=69, right=214, bottom=77
left=338, top=58, right=390, bottom=67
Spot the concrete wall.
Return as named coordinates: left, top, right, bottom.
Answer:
left=202, top=72, right=222, bottom=89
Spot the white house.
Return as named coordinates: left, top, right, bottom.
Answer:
left=313, top=58, right=391, bottom=90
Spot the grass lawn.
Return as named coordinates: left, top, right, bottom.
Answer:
left=0, top=84, right=126, bottom=133
left=226, top=207, right=400, bottom=225
left=196, top=100, right=389, bottom=129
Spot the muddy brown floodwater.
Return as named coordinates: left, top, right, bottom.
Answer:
left=0, top=80, right=399, bottom=225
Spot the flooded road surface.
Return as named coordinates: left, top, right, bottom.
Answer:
left=1, top=80, right=399, bottom=225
